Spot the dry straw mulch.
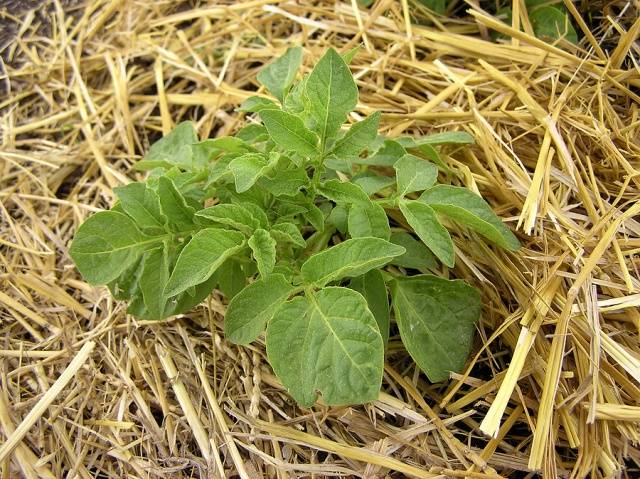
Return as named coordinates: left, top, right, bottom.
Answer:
left=1, top=1, right=640, bottom=477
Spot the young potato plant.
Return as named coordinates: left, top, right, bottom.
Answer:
left=70, top=47, right=520, bottom=407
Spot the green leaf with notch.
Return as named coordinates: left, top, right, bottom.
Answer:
left=225, top=274, right=294, bottom=345
left=228, top=153, right=272, bottom=193
left=330, top=112, right=381, bottom=158
left=301, top=237, right=404, bottom=287
left=136, top=122, right=197, bottom=171
left=238, top=96, right=278, bottom=113
left=158, top=176, right=196, bottom=232
left=164, top=228, right=245, bottom=297
left=350, top=270, right=390, bottom=347
left=318, top=179, right=370, bottom=205
left=420, top=185, right=520, bottom=251
left=391, top=275, right=481, bottom=382
left=248, top=228, right=277, bottom=276
left=417, top=131, right=474, bottom=146
left=69, top=211, right=160, bottom=285
left=196, top=203, right=259, bottom=235
left=257, top=46, right=303, bottom=103
left=270, top=222, right=306, bottom=247
left=114, top=183, right=166, bottom=231
left=304, top=48, right=358, bottom=147
left=356, top=139, right=406, bottom=166
left=214, top=258, right=247, bottom=299
left=259, top=109, right=318, bottom=157
left=139, top=246, right=170, bottom=319
left=394, top=154, right=438, bottom=196
left=348, top=202, right=390, bottom=240
left=259, top=168, right=308, bottom=197
left=399, top=199, right=454, bottom=267
left=389, top=232, right=437, bottom=270
left=353, top=174, right=395, bottom=195
left=266, top=287, right=383, bottom=406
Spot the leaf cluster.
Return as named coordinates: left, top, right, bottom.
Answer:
left=70, top=47, right=520, bottom=406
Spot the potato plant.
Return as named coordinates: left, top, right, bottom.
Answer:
left=70, top=47, right=520, bottom=406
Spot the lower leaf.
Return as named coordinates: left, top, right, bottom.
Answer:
left=390, top=275, right=481, bottom=382
left=266, top=287, right=384, bottom=406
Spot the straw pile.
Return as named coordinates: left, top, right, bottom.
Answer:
left=1, top=1, right=639, bottom=477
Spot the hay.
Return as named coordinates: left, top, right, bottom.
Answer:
left=1, top=0, right=639, bottom=477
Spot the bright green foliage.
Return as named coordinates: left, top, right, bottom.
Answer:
left=70, top=47, right=521, bottom=407
left=70, top=211, right=157, bottom=284
left=350, top=270, right=390, bottom=347
left=391, top=275, right=481, bottom=382
left=529, top=5, right=577, bottom=44
left=164, top=228, right=244, bottom=297
left=301, top=238, right=404, bottom=287
left=394, top=154, right=438, bottom=196
left=399, top=199, right=455, bottom=267
left=304, top=48, right=358, bottom=149
left=266, top=287, right=383, bottom=406
left=257, top=46, right=303, bottom=103
left=348, top=203, right=390, bottom=240
left=248, top=228, right=277, bottom=276
left=259, top=109, right=318, bottom=156
left=420, top=185, right=520, bottom=250
left=225, top=274, right=294, bottom=345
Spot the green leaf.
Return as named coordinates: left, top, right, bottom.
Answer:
left=139, top=246, right=170, bottom=318
left=399, top=199, right=454, bottom=267
left=419, top=185, right=520, bottom=251
left=248, top=228, right=277, bottom=276
left=225, top=274, right=294, bottom=345
left=341, top=44, right=362, bottom=64
left=114, top=183, right=166, bottom=231
left=107, top=256, right=144, bottom=300
left=390, top=275, right=481, bottom=382
left=324, top=157, right=353, bottom=172
left=356, top=139, right=406, bottom=166
left=69, top=211, right=160, bottom=285
left=417, top=131, right=474, bottom=146
left=164, top=228, right=245, bottom=297
left=329, top=112, right=381, bottom=158
left=257, top=46, right=303, bottom=103
left=353, top=174, right=395, bottom=196
left=350, top=270, right=390, bottom=347
left=191, top=137, right=254, bottom=169
left=214, top=258, right=246, bottom=299
left=530, top=5, right=577, bottom=44
left=326, top=203, right=349, bottom=234
left=348, top=202, right=390, bottom=240
left=283, top=75, right=307, bottom=114
left=394, top=154, right=438, bottom=196
left=415, top=0, right=446, bottom=14
left=236, top=124, right=269, bottom=144
left=301, top=237, right=405, bottom=287
left=136, top=122, right=197, bottom=171
left=158, top=177, right=196, bottom=232
left=259, top=168, right=308, bottom=197
left=241, top=202, right=269, bottom=228
left=228, top=152, right=271, bottom=193
left=303, top=203, right=325, bottom=232
left=304, top=48, right=358, bottom=147
left=389, top=232, right=437, bottom=270
left=196, top=203, right=259, bottom=235
left=270, top=222, right=305, bottom=247
left=259, top=109, right=319, bottom=156
left=317, top=179, right=370, bottom=205
left=237, top=96, right=278, bottom=113
left=266, top=287, right=383, bottom=406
